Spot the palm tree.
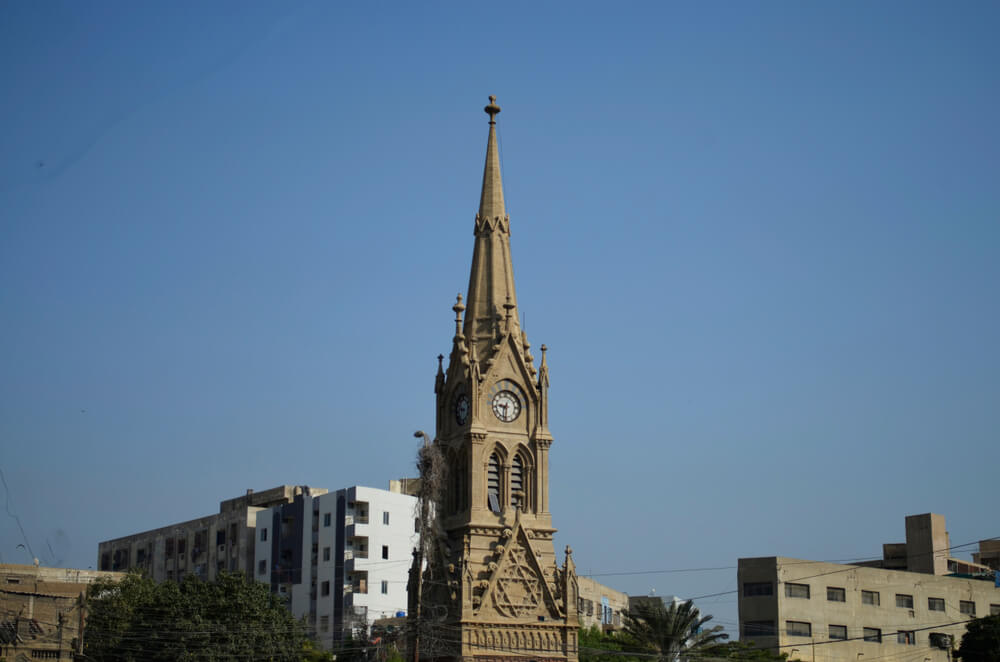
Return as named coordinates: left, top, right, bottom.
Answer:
left=623, top=599, right=729, bottom=662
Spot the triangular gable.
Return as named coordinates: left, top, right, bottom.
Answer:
left=483, top=332, right=537, bottom=402
left=476, top=518, right=561, bottom=620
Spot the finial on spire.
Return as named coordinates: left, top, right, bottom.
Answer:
left=453, top=294, right=466, bottom=337
left=485, top=95, right=501, bottom=124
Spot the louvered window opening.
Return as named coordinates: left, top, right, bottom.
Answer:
left=487, top=453, right=500, bottom=511
left=511, top=455, right=524, bottom=503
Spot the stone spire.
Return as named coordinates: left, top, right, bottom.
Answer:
left=479, top=96, right=506, bottom=220
left=464, top=96, right=520, bottom=362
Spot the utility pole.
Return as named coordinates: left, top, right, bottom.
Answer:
left=412, top=430, right=432, bottom=662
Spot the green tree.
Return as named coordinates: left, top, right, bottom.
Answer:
left=579, top=625, right=644, bottom=662
left=956, top=615, right=1000, bottom=662
left=623, top=600, right=729, bottom=662
left=84, top=571, right=308, bottom=661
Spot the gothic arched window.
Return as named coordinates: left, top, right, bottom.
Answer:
left=487, top=452, right=501, bottom=512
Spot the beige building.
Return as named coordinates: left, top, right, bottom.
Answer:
left=97, top=484, right=319, bottom=582
left=0, top=563, right=123, bottom=661
left=739, top=514, right=1000, bottom=662
left=576, top=577, right=629, bottom=631
left=408, top=96, right=579, bottom=662
left=973, top=539, right=1000, bottom=571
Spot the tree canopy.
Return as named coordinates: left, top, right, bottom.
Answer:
left=83, top=571, right=309, bottom=661
left=956, top=615, right=1000, bottom=662
left=579, top=625, right=644, bottom=662
left=623, top=599, right=729, bottom=662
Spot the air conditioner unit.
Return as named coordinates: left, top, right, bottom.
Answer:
left=929, top=633, right=951, bottom=650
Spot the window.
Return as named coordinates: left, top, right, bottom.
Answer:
left=897, top=631, right=915, bottom=645
left=323, top=513, right=331, bottom=527
left=383, top=511, right=390, bottom=525
left=827, top=587, right=845, bottom=602
left=321, top=581, right=330, bottom=597
left=487, top=453, right=501, bottom=512
left=743, top=621, right=775, bottom=637
left=928, top=597, right=945, bottom=612
left=511, top=455, right=524, bottom=507
left=382, top=545, right=389, bottom=560
left=786, top=621, right=812, bottom=637
left=743, top=582, right=773, bottom=597
left=260, top=528, right=268, bottom=542
left=165, top=539, right=175, bottom=558
left=414, top=518, right=420, bottom=533
left=895, top=594, right=913, bottom=609
left=6, top=577, right=21, bottom=585
left=323, top=547, right=331, bottom=562
left=381, top=580, right=388, bottom=594
left=320, top=615, right=329, bottom=632
left=216, top=530, right=226, bottom=545
left=863, top=628, right=882, bottom=643
left=862, top=590, right=880, bottom=606
left=785, top=583, right=810, bottom=599
left=929, top=633, right=952, bottom=650
left=960, top=601, right=976, bottom=616
left=829, top=625, right=847, bottom=640
left=991, top=604, right=1000, bottom=616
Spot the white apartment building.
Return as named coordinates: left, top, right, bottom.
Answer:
left=254, top=481, right=419, bottom=649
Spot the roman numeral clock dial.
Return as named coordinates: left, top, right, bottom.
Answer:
left=488, top=379, right=523, bottom=423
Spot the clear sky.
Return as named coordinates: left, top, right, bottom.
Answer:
left=1, top=1, right=998, bottom=635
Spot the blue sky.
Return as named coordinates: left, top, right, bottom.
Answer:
left=1, top=1, right=998, bottom=634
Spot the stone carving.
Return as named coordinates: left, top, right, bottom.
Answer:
left=490, top=544, right=543, bottom=618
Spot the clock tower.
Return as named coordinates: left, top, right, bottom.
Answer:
left=408, top=97, right=579, bottom=662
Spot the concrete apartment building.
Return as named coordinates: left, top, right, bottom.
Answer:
left=97, top=484, right=313, bottom=581
left=0, top=563, right=123, bottom=661
left=253, top=482, right=419, bottom=650
left=739, top=514, right=1000, bottom=662
left=576, top=576, right=629, bottom=630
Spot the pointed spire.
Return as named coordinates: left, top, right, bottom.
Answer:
left=435, top=354, right=445, bottom=394
left=479, top=96, right=505, bottom=221
left=464, top=96, right=520, bottom=362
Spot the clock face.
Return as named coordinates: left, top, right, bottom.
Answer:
left=491, top=390, right=521, bottom=423
left=454, top=393, right=470, bottom=425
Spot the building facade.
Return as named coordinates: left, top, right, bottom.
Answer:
left=738, top=514, right=1000, bottom=662
left=576, top=577, right=629, bottom=631
left=253, top=482, right=419, bottom=650
left=97, top=484, right=315, bottom=582
left=408, top=96, right=579, bottom=662
left=0, top=564, right=123, bottom=661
